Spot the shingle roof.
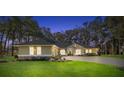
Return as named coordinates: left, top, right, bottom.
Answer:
left=15, top=39, right=56, bottom=45
left=15, top=39, right=98, bottom=48
left=56, top=41, right=73, bottom=48
left=57, top=41, right=98, bottom=48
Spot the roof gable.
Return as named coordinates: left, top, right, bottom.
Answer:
left=67, top=43, right=84, bottom=48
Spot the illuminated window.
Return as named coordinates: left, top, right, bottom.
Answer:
left=75, top=49, right=81, bottom=55
left=29, top=46, right=38, bottom=55
left=37, top=47, right=41, bottom=55
left=60, top=49, right=66, bottom=55
left=89, top=49, right=92, bottom=53
left=85, top=49, right=88, bottom=53
left=29, top=46, right=34, bottom=55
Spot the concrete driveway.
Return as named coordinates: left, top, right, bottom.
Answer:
left=63, top=56, right=124, bottom=67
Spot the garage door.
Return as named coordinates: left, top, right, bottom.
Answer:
left=75, top=49, right=81, bottom=55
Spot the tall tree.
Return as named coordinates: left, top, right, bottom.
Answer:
left=104, top=16, right=124, bottom=54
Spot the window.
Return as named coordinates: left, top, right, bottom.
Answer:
left=42, top=46, right=52, bottom=55
left=89, top=49, right=92, bottom=53
left=29, top=46, right=34, bottom=55
left=60, top=49, right=66, bottom=55
left=85, top=49, right=88, bottom=53
left=34, top=47, right=37, bottom=55
left=29, top=46, right=41, bottom=55
left=75, top=49, right=81, bottom=55
left=37, top=47, right=41, bottom=55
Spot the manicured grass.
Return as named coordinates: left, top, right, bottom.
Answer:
left=0, top=56, right=16, bottom=62
left=101, top=55, right=124, bottom=59
left=0, top=61, right=124, bottom=77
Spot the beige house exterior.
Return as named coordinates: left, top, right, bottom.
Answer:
left=14, top=40, right=59, bottom=60
left=15, top=40, right=99, bottom=60
left=59, top=43, right=99, bottom=56
left=15, top=45, right=59, bottom=57
left=85, top=48, right=99, bottom=54
left=60, top=43, right=85, bottom=55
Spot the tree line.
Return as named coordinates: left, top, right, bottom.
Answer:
left=0, top=16, right=124, bottom=56
left=0, top=16, right=54, bottom=56
left=54, top=17, right=124, bottom=55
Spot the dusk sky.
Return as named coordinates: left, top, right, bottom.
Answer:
left=33, top=16, right=96, bottom=32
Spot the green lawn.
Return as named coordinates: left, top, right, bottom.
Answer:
left=101, top=55, right=124, bottom=59
left=0, top=56, right=16, bottom=61
left=0, top=61, right=124, bottom=77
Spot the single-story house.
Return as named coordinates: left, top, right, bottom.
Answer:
left=59, top=42, right=99, bottom=56
left=14, top=40, right=59, bottom=60
left=14, top=40, right=99, bottom=60
left=59, top=42, right=85, bottom=55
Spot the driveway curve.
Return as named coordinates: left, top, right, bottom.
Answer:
left=63, top=56, right=124, bottom=67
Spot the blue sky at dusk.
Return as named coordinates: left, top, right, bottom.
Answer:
left=33, top=16, right=96, bottom=32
